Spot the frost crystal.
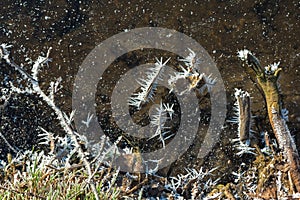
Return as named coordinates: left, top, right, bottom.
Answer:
left=237, top=49, right=252, bottom=61
left=199, top=74, right=217, bottom=94
left=265, top=62, right=280, bottom=74
left=178, top=48, right=201, bottom=70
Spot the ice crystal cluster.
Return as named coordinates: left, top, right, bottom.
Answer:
left=127, top=49, right=217, bottom=149
left=168, top=49, right=217, bottom=94
left=163, top=167, right=219, bottom=199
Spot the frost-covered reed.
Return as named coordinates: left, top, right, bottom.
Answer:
left=129, top=57, right=169, bottom=109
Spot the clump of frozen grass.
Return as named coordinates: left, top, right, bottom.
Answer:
left=0, top=149, right=120, bottom=199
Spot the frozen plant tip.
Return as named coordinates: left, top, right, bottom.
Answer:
left=128, top=57, right=170, bottom=109
left=237, top=49, right=252, bottom=61
left=265, top=61, right=281, bottom=75
left=238, top=49, right=300, bottom=192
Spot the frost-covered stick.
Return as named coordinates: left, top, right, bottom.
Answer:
left=238, top=49, right=300, bottom=192
left=1, top=45, right=100, bottom=200
left=234, top=88, right=251, bottom=144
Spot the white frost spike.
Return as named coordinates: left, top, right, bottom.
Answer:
left=168, top=65, right=191, bottom=92
left=235, top=142, right=256, bottom=156
left=82, top=112, right=94, bottom=128
left=199, top=74, right=217, bottom=94
left=163, top=103, right=174, bottom=119
left=122, top=147, right=133, bottom=154
left=237, top=49, right=252, bottom=61
left=129, top=57, right=170, bottom=108
left=144, top=159, right=162, bottom=175
left=270, top=62, right=280, bottom=72
left=281, top=108, right=289, bottom=121
left=63, top=110, right=76, bottom=125
left=178, top=48, right=201, bottom=71
left=54, top=77, right=62, bottom=92
left=49, top=77, right=62, bottom=101
left=38, top=127, right=55, bottom=145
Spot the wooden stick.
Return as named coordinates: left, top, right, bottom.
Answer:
left=244, top=52, right=300, bottom=192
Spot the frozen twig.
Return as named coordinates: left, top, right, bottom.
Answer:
left=0, top=45, right=101, bottom=200
left=238, top=49, right=300, bottom=192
